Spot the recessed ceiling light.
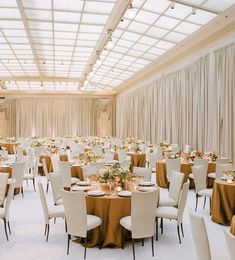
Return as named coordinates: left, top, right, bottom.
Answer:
left=126, top=3, right=136, bottom=19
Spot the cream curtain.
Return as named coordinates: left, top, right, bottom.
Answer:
left=15, top=97, right=98, bottom=137
left=116, top=43, right=235, bottom=162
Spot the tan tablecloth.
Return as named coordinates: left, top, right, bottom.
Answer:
left=156, top=161, right=216, bottom=188
left=230, top=215, right=235, bottom=235
left=71, top=166, right=84, bottom=181
left=114, top=153, right=146, bottom=171
left=85, top=187, right=131, bottom=248
left=0, top=143, right=18, bottom=154
left=39, top=154, right=68, bottom=174
left=211, top=180, right=235, bottom=225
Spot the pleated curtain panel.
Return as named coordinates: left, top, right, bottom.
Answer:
left=116, top=43, right=235, bottom=162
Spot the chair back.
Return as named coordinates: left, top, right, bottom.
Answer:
left=93, top=146, right=103, bottom=157
left=60, top=189, right=87, bottom=237
left=189, top=210, right=211, bottom=260
left=117, top=149, right=127, bottom=163
left=12, top=162, right=27, bottom=189
left=104, top=153, right=114, bottom=162
left=192, top=165, right=207, bottom=193
left=42, top=158, right=50, bottom=180
left=49, top=172, right=63, bottom=204
left=194, top=159, right=208, bottom=176
left=177, top=181, right=189, bottom=224
left=184, top=144, right=193, bottom=152
left=216, top=158, right=229, bottom=164
left=4, top=180, right=15, bottom=221
left=131, top=189, right=159, bottom=239
left=169, top=170, right=184, bottom=203
left=224, top=230, right=235, bottom=260
left=216, top=163, right=233, bottom=179
left=58, top=161, right=71, bottom=187
left=133, top=167, right=151, bottom=181
left=89, top=161, right=105, bottom=171
left=37, top=181, right=49, bottom=223
left=35, top=146, right=44, bottom=157
left=148, top=153, right=158, bottom=169
left=82, top=165, right=98, bottom=180
left=0, top=173, right=9, bottom=206
left=123, top=158, right=131, bottom=169
left=166, top=158, right=181, bottom=182
left=50, top=154, right=60, bottom=172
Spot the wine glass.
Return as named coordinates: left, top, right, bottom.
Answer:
left=107, top=179, right=113, bottom=195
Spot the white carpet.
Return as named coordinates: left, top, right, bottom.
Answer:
left=0, top=176, right=230, bottom=260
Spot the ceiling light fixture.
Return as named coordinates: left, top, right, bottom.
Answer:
left=106, top=38, right=114, bottom=50
left=126, top=3, right=136, bottom=19
left=40, top=82, right=43, bottom=90
left=170, top=1, right=175, bottom=10
left=191, top=7, right=196, bottom=15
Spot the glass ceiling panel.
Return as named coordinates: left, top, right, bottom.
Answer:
left=2, top=0, right=234, bottom=92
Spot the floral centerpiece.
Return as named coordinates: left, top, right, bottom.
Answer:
left=120, top=144, right=128, bottom=151
left=99, top=162, right=135, bottom=189
left=190, top=150, right=204, bottom=159
left=168, top=152, right=180, bottom=159
left=205, top=151, right=218, bottom=161
left=5, top=136, right=16, bottom=143
left=181, top=151, right=191, bottom=162
left=159, top=141, right=169, bottom=149
left=132, top=145, right=141, bottom=153
left=79, top=151, right=98, bottom=163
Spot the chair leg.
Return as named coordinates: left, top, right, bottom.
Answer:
left=132, top=239, right=135, bottom=260
left=99, top=225, right=102, bottom=249
left=65, top=218, right=67, bottom=233
left=209, top=197, right=211, bottom=216
left=156, top=218, right=158, bottom=241
left=84, top=237, right=87, bottom=259
left=67, top=234, right=71, bottom=255
left=46, top=224, right=50, bottom=242
left=3, top=219, right=9, bottom=241
left=121, top=226, right=125, bottom=249
left=26, top=179, right=29, bottom=187
left=151, top=236, right=154, bottom=257
left=7, top=221, right=11, bottom=235
left=160, top=218, right=163, bottom=234
left=180, top=223, right=184, bottom=237
left=141, top=238, right=144, bottom=246
left=195, top=194, right=198, bottom=211
left=44, top=224, right=47, bottom=236
left=54, top=218, right=56, bottom=224
left=33, top=179, right=36, bottom=192
left=46, top=181, right=49, bottom=193
left=203, top=196, right=206, bottom=209
left=21, top=187, right=24, bottom=198
left=177, top=225, right=181, bottom=244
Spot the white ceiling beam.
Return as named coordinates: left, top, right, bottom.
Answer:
left=16, top=0, right=42, bottom=78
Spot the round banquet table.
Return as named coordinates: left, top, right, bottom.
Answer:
left=114, top=152, right=146, bottom=171
left=230, top=215, right=235, bottom=235
left=0, top=143, right=18, bottom=154
left=39, top=154, right=68, bottom=174
left=156, top=161, right=216, bottom=188
left=211, top=180, right=235, bottom=226
left=85, top=187, right=131, bottom=248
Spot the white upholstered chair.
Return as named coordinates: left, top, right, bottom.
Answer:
left=0, top=180, right=15, bottom=241
left=0, top=173, right=9, bottom=206
left=23, top=159, right=37, bottom=191
left=133, top=166, right=151, bottom=181
left=42, top=158, right=51, bottom=193
left=50, top=154, right=60, bottom=172
left=12, top=162, right=27, bottom=197
left=60, top=189, right=102, bottom=258
left=104, top=153, right=114, bottom=162
left=89, top=161, right=105, bottom=171
left=165, top=158, right=181, bottom=183
left=159, top=170, right=184, bottom=207
left=189, top=159, right=209, bottom=180
left=148, top=153, right=160, bottom=172
left=82, top=165, right=98, bottom=180
left=49, top=172, right=64, bottom=205
left=208, top=163, right=233, bottom=179
left=93, top=146, right=103, bottom=157
left=188, top=210, right=211, bottom=260
left=117, top=149, right=127, bottom=163
left=191, top=165, right=212, bottom=211
left=224, top=229, right=235, bottom=260
left=58, top=161, right=79, bottom=187
left=120, top=189, right=159, bottom=260
left=37, top=181, right=65, bottom=242
left=155, top=181, right=189, bottom=243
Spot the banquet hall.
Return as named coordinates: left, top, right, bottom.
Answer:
left=0, top=0, right=235, bottom=260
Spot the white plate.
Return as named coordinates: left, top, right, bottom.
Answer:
left=87, top=190, right=105, bottom=197
left=139, top=187, right=157, bottom=192
left=118, top=191, right=131, bottom=197
left=71, top=186, right=90, bottom=191
left=78, top=181, right=90, bottom=186
left=139, top=181, right=155, bottom=187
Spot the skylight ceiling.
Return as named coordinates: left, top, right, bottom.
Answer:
left=0, top=0, right=235, bottom=93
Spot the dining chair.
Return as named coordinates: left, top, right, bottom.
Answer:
left=50, top=154, right=60, bottom=172
left=155, top=181, right=189, bottom=243
left=12, top=162, right=27, bottom=197
left=208, top=163, right=233, bottom=179
left=133, top=166, right=151, bottom=181
left=117, top=149, right=127, bottom=163
left=191, top=165, right=212, bottom=211
left=49, top=172, right=64, bottom=205
left=23, top=159, right=37, bottom=191
left=42, top=158, right=52, bottom=193
left=37, top=181, right=65, bottom=242
left=189, top=159, right=209, bottom=180
left=159, top=170, right=184, bottom=207
left=60, top=189, right=102, bottom=258
left=165, top=158, right=181, bottom=183
left=120, top=189, right=159, bottom=260
left=224, top=229, right=235, bottom=260
left=104, top=153, right=114, bottom=162
left=89, top=161, right=105, bottom=171
left=93, top=146, right=103, bottom=157
left=82, top=165, right=98, bottom=180
left=58, top=161, right=79, bottom=187
left=148, top=153, right=159, bottom=172
left=0, top=173, right=9, bottom=207
left=0, top=180, right=15, bottom=241
left=188, top=210, right=211, bottom=260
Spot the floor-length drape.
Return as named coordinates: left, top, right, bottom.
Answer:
left=116, top=43, right=235, bottom=163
